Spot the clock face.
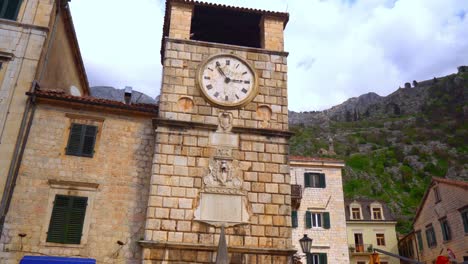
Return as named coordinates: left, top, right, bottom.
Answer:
left=198, top=54, right=258, bottom=108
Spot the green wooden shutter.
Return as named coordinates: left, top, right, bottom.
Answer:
left=304, top=173, right=311, bottom=187
left=47, top=195, right=87, bottom=244
left=66, top=124, right=84, bottom=155
left=319, top=253, right=327, bottom=264
left=67, top=196, right=87, bottom=244
left=462, top=211, right=468, bottom=233
left=416, top=231, right=423, bottom=250
left=440, top=222, right=447, bottom=241
left=424, top=229, right=430, bottom=247
left=319, top=173, right=326, bottom=188
left=47, top=195, right=69, bottom=243
left=82, top=125, right=97, bottom=157
left=0, top=0, right=23, bottom=20
left=291, top=211, right=298, bottom=228
left=323, top=212, right=330, bottom=229
left=305, top=211, right=312, bottom=228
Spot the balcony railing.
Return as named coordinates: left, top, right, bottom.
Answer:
left=291, top=184, right=302, bottom=209
left=349, top=244, right=374, bottom=254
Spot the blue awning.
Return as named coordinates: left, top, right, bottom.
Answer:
left=20, top=256, right=96, bottom=264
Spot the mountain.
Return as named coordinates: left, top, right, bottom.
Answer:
left=288, top=67, right=468, bottom=233
left=90, top=86, right=157, bottom=104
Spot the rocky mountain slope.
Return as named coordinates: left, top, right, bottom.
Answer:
left=288, top=68, right=468, bottom=233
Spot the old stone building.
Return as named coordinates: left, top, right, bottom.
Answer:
left=0, top=0, right=88, bottom=215
left=345, top=199, right=399, bottom=264
left=289, top=156, right=350, bottom=264
left=0, top=0, right=297, bottom=263
left=401, top=177, right=468, bottom=263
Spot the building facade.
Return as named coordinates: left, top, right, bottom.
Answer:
left=410, top=177, right=468, bottom=263
left=345, top=199, right=399, bottom=264
left=0, top=0, right=88, bottom=215
left=0, top=0, right=297, bottom=263
left=290, top=156, right=350, bottom=264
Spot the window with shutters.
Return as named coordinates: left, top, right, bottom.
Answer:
left=304, top=173, right=326, bottom=188
left=46, top=195, right=87, bottom=244
left=439, top=218, right=451, bottom=241
left=416, top=230, right=423, bottom=251
left=66, top=123, right=98, bottom=157
left=0, top=0, right=23, bottom=20
left=376, top=233, right=386, bottom=246
left=306, top=253, right=327, bottom=264
left=291, top=211, right=298, bottom=228
left=461, top=208, right=468, bottom=234
left=305, top=211, right=330, bottom=229
left=425, top=225, right=437, bottom=248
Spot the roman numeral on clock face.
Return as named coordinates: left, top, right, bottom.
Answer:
left=206, top=84, right=213, bottom=90
left=214, top=92, right=219, bottom=98
left=241, top=88, right=248, bottom=94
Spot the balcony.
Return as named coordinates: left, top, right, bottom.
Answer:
left=349, top=244, right=374, bottom=255
left=291, top=184, right=302, bottom=209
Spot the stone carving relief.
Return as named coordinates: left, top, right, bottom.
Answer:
left=203, top=158, right=242, bottom=190
left=218, top=111, right=233, bottom=132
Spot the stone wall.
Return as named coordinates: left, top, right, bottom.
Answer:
left=143, top=124, right=292, bottom=263
left=0, top=0, right=52, bottom=199
left=159, top=39, right=289, bottom=131
left=290, top=162, right=350, bottom=264
left=413, top=182, right=468, bottom=262
left=0, top=104, right=154, bottom=264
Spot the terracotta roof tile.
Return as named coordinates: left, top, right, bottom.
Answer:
left=289, top=155, right=344, bottom=163
left=29, top=89, right=159, bottom=114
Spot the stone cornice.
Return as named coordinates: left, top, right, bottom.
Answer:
left=139, top=240, right=296, bottom=256
left=153, top=118, right=293, bottom=138
left=0, top=18, right=49, bottom=32
left=165, top=38, right=289, bottom=57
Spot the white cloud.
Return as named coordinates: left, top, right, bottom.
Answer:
left=70, top=0, right=468, bottom=111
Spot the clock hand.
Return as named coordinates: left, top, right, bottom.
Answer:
left=216, top=65, right=232, bottom=83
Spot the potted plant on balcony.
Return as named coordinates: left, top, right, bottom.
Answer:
left=349, top=246, right=355, bottom=253
left=367, top=245, right=373, bottom=252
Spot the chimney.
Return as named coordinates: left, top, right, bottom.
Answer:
left=124, top=86, right=132, bottom=105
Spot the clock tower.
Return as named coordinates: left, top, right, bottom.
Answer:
left=143, top=0, right=293, bottom=262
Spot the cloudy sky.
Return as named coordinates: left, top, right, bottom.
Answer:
left=69, top=0, right=468, bottom=111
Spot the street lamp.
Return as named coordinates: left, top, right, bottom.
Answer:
left=299, top=234, right=313, bottom=255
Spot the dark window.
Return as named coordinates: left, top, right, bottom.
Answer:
left=307, top=253, right=327, bottom=264
left=439, top=218, right=451, bottom=241
left=372, top=207, right=383, bottom=220
left=47, top=195, right=87, bottom=244
left=0, top=0, right=23, bottom=20
left=376, top=233, right=386, bottom=246
left=351, top=207, right=361, bottom=219
left=434, top=186, right=441, bottom=203
left=416, top=231, right=423, bottom=251
left=304, top=173, right=326, bottom=188
left=66, top=124, right=98, bottom=157
left=190, top=5, right=261, bottom=48
left=425, top=225, right=437, bottom=248
left=291, top=211, right=298, bottom=228
left=461, top=209, right=468, bottom=234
